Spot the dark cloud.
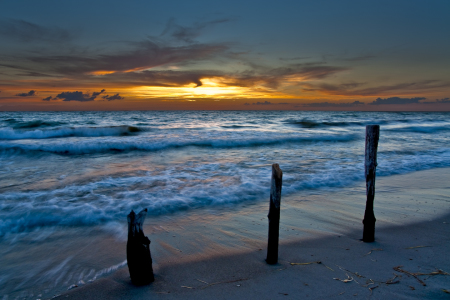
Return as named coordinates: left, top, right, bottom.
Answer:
left=302, top=101, right=365, bottom=108
left=0, top=19, right=72, bottom=43
left=42, top=96, right=52, bottom=101
left=213, top=63, right=348, bottom=90
left=105, top=70, right=217, bottom=87
left=0, top=63, right=53, bottom=78
left=29, top=39, right=229, bottom=75
left=17, top=71, right=54, bottom=77
left=369, top=97, right=426, bottom=105
left=16, top=90, right=36, bottom=97
left=0, top=63, right=27, bottom=70
left=102, top=93, right=124, bottom=101
left=417, top=97, right=450, bottom=104
left=269, top=63, right=347, bottom=80
left=436, top=97, right=450, bottom=103
left=92, top=89, right=105, bottom=97
left=86, top=61, right=346, bottom=91
left=244, top=101, right=290, bottom=106
left=161, top=18, right=233, bottom=43
left=303, top=80, right=450, bottom=96
left=55, top=90, right=105, bottom=102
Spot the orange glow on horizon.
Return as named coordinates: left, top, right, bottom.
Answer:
left=129, top=77, right=295, bottom=100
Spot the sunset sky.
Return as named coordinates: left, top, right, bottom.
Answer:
left=1, top=0, right=449, bottom=111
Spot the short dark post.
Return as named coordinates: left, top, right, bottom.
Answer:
left=266, top=163, right=283, bottom=264
left=362, top=125, right=380, bottom=242
left=127, top=208, right=155, bottom=285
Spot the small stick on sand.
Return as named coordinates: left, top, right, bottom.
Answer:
left=363, top=125, right=380, bottom=242
left=266, top=163, right=283, bottom=264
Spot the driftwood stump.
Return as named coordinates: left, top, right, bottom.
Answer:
left=127, top=208, right=155, bottom=285
left=362, top=125, right=380, bottom=242
left=266, top=163, right=283, bottom=264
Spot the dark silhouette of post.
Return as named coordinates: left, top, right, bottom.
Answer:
left=362, top=125, right=380, bottom=242
left=266, top=163, right=283, bottom=264
left=127, top=208, right=155, bottom=285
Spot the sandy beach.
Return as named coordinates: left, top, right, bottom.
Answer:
left=57, top=168, right=450, bottom=300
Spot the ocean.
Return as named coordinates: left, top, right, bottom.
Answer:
left=1, top=110, right=450, bottom=298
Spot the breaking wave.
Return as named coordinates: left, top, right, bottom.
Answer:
left=0, top=126, right=140, bottom=140
left=0, top=133, right=357, bottom=155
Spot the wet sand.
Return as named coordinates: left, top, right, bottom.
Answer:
left=58, top=168, right=450, bottom=299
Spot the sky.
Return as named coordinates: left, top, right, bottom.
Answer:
left=0, top=0, right=449, bottom=111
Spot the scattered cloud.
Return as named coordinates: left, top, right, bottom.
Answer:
left=419, top=97, right=450, bottom=104
left=102, top=93, right=124, bottom=101
left=211, top=63, right=348, bottom=90
left=0, top=17, right=349, bottom=96
left=101, top=62, right=347, bottom=90
left=16, top=90, right=36, bottom=97
left=0, top=19, right=73, bottom=43
left=302, top=97, right=450, bottom=107
left=303, top=80, right=450, bottom=96
left=161, top=18, right=233, bottom=43
left=42, top=96, right=52, bottom=101
left=369, top=97, right=426, bottom=105
left=17, top=71, right=54, bottom=77
left=271, top=63, right=347, bottom=80
left=245, top=101, right=291, bottom=105
left=55, top=90, right=105, bottom=102
left=303, top=101, right=365, bottom=108
left=106, top=69, right=220, bottom=87
left=253, top=101, right=272, bottom=105
left=92, top=89, right=105, bottom=97
left=29, top=39, right=229, bottom=76
left=435, top=97, right=450, bottom=103
left=0, top=63, right=25, bottom=70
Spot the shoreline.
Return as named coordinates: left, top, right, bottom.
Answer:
left=58, top=167, right=450, bottom=299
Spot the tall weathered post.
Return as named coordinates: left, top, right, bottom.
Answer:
left=266, top=163, right=283, bottom=264
left=127, top=208, right=155, bottom=285
left=362, top=125, right=380, bottom=242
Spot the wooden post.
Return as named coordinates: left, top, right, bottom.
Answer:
left=127, top=208, right=155, bottom=285
left=362, top=125, right=380, bottom=242
left=266, top=163, right=283, bottom=264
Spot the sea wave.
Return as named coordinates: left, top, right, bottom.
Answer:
left=284, top=118, right=367, bottom=128
left=282, top=118, right=444, bottom=129
left=0, top=125, right=140, bottom=140
left=385, top=125, right=450, bottom=133
left=0, top=133, right=357, bottom=155
left=3, top=119, right=67, bottom=129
